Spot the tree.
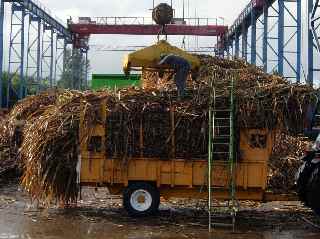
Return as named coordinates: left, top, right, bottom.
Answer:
left=0, top=71, right=52, bottom=107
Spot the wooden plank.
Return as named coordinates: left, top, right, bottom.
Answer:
left=170, top=106, right=175, bottom=187
left=140, top=118, right=144, bottom=158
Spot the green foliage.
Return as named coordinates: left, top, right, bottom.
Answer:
left=1, top=72, right=51, bottom=107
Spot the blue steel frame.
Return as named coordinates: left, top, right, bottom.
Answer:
left=0, top=0, right=4, bottom=107
left=84, top=50, right=88, bottom=89
left=79, top=48, right=88, bottom=90
left=40, top=24, right=54, bottom=88
left=221, top=0, right=301, bottom=83
left=7, top=2, right=25, bottom=107
left=54, top=35, right=66, bottom=86
left=308, top=0, right=320, bottom=86
left=71, top=46, right=79, bottom=90
left=81, top=49, right=88, bottom=89
left=0, top=0, right=72, bottom=107
left=26, top=14, right=41, bottom=95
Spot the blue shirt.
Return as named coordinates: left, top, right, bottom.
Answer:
left=159, top=54, right=191, bottom=71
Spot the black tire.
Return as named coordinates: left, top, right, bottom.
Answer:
left=306, top=165, right=320, bottom=215
left=123, top=182, right=160, bottom=217
left=296, top=161, right=316, bottom=204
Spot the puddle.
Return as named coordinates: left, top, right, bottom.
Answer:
left=0, top=183, right=319, bottom=239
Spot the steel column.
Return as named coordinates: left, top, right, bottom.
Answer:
left=242, top=23, right=248, bottom=61
left=26, top=15, right=31, bottom=96
left=222, top=0, right=301, bottom=83
left=251, top=7, right=257, bottom=65
left=71, top=46, right=77, bottom=89
left=26, top=15, right=41, bottom=96
left=54, top=35, right=68, bottom=85
left=84, top=50, right=88, bottom=89
left=1, top=0, right=72, bottom=103
left=40, top=24, right=44, bottom=83
left=263, top=2, right=268, bottom=72
left=7, top=5, right=13, bottom=107
left=308, top=0, right=315, bottom=85
left=54, top=36, right=58, bottom=84
left=0, top=0, right=4, bottom=107
left=7, top=3, right=26, bottom=107
left=49, top=29, right=53, bottom=87
left=20, top=8, right=25, bottom=99
left=41, top=25, right=54, bottom=89
left=278, top=0, right=284, bottom=76
left=36, top=19, right=41, bottom=92
left=235, top=33, right=239, bottom=58
left=62, top=41, right=67, bottom=76
left=227, top=44, right=231, bottom=59
left=79, top=51, right=83, bottom=90
left=297, top=0, right=301, bottom=83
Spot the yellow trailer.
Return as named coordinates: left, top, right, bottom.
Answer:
left=79, top=99, right=275, bottom=216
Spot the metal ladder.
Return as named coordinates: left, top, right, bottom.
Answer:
left=208, top=72, right=238, bottom=232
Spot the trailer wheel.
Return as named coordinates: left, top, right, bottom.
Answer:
left=306, top=165, right=320, bottom=215
left=123, top=182, right=160, bottom=217
left=296, top=161, right=315, bottom=204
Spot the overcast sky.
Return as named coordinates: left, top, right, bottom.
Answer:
left=38, top=0, right=250, bottom=74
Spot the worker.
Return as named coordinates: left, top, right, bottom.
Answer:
left=158, top=54, right=191, bottom=98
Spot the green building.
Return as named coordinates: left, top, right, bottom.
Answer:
left=91, top=74, right=141, bottom=90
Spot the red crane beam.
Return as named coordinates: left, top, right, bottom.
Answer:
left=69, top=24, right=228, bottom=37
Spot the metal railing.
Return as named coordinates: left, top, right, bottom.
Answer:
left=28, top=0, right=66, bottom=27
left=89, top=44, right=216, bottom=53
left=78, top=17, right=224, bottom=26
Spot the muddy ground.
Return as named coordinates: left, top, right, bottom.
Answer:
left=0, top=181, right=320, bottom=239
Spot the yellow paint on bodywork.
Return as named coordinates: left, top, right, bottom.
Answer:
left=123, top=40, right=201, bottom=73
left=79, top=100, right=274, bottom=201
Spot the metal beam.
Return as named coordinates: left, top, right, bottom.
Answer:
left=71, top=46, right=77, bottom=89
left=263, top=2, right=268, bottom=72
left=278, top=0, right=284, bottom=76
left=19, top=7, right=25, bottom=99
left=41, top=25, right=54, bottom=89
left=36, top=18, right=41, bottom=92
left=49, top=29, right=53, bottom=87
left=308, top=0, right=315, bottom=85
left=242, top=23, right=248, bottom=61
left=26, top=15, right=41, bottom=96
left=251, top=8, right=257, bottom=65
left=54, top=36, right=65, bottom=85
left=62, top=41, right=67, bottom=76
left=69, top=24, right=228, bottom=36
left=224, top=0, right=268, bottom=41
left=4, top=0, right=71, bottom=41
left=1, top=0, right=74, bottom=104
left=0, top=0, right=4, bottom=107
left=297, top=0, right=301, bottom=83
left=7, top=3, right=26, bottom=107
left=235, top=33, right=240, bottom=58
left=221, top=0, right=301, bottom=82
left=84, top=51, right=88, bottom=89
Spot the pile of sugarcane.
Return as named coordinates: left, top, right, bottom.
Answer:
left=268, top=133, right=312, bottom=193
left=0, top=89, right=61, bottom=176
left=143, top=55, right=318, bottom=132
left=0, top=55, right=318, bottom=204
left=21, top=91, right=104, bottom=203
left=105, top=88, right=210, bottom=159
left=0, top=89, right=59, bottom=146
